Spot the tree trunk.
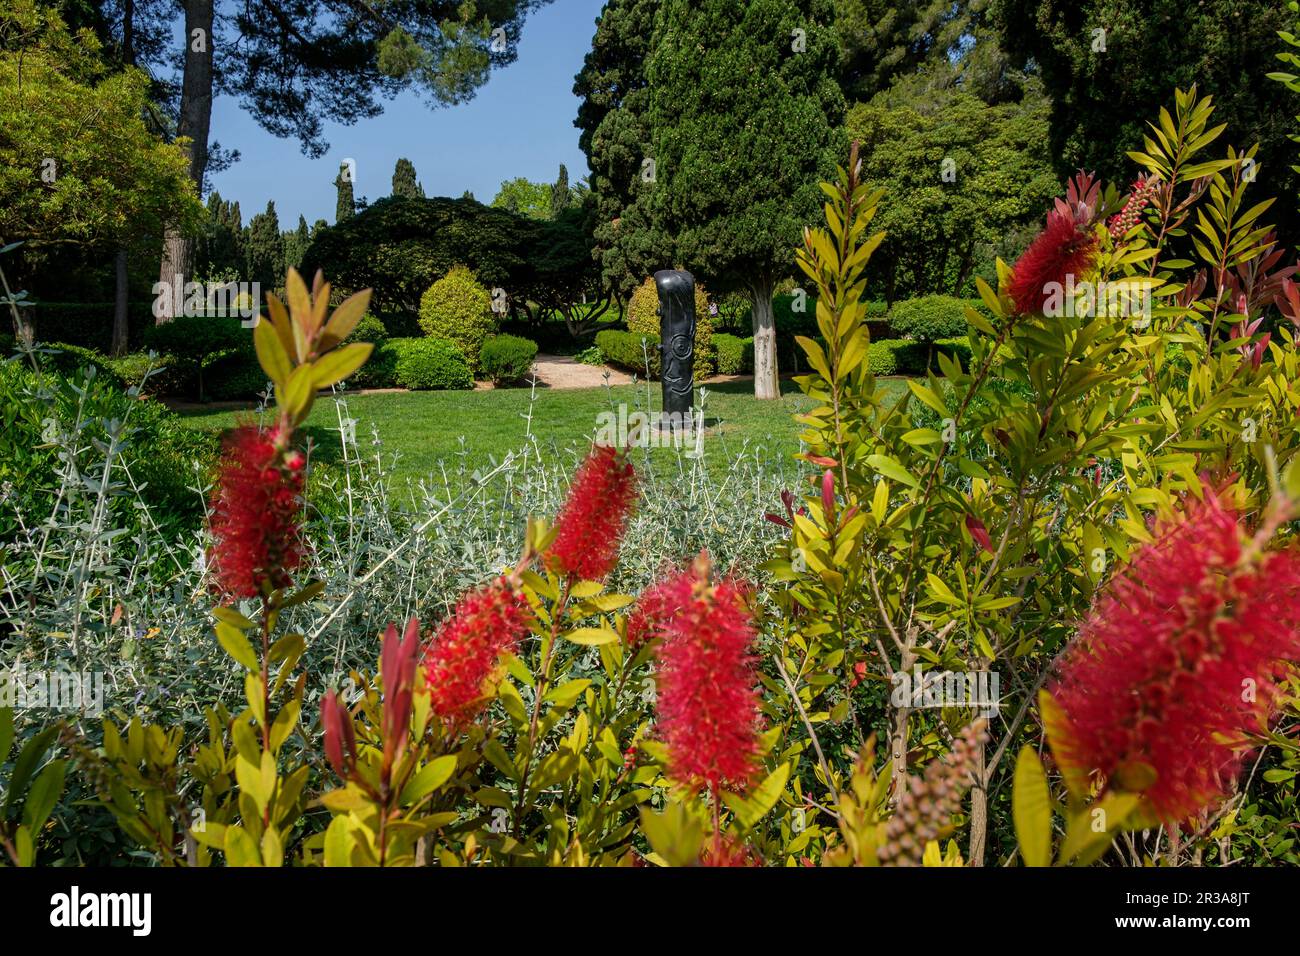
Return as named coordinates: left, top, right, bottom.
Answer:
left=111, top=249, right=129, bottom=356
left=968, top=734, right=987, bottom=866
left=953, top=242, right=975, bottom=295
left=750, top=278, right=778, bottom=400
left=113, top=0, right=135, bottom=355
left=156, top=0, right=214, bottom=324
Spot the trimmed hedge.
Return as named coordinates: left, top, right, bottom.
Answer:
left=713, top=333, right=754, bottom=375
left=417, top=265, right=497, bottom=371
left=887, top=294, right=970, bottom=343
left=480, top=334, right=538, bottom=385
left=26, top=301, right=155, bottom=351
left=390, top=337, right=473, bottom=390
left=596, top=329, right=661, bottom=377
left=864, top=336, right=972, bottom=376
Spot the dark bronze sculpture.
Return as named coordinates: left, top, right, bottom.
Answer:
left=654, top=269, right=695, bottom=429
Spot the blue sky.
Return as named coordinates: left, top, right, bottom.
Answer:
left=207, top=0, right=606, bottom=228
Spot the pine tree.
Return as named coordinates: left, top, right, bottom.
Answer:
left=282, top=214, right=311, bottom=273
left=246, top=200, right=285, bottom=290
left=550, top=163, right=570, bottom=218
left=392, top=157, right=425, bottom=198
left=647, top=0, right=846, bottom=399
left=573, top=0, right=663, bottom=298
left=335, top=164, right=355, bottom=223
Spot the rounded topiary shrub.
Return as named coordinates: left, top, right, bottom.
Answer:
left=347, top=312, right=390, bottom=347
left=390, top=337, right=473, bottom=390
left=627, top=276, right=714, bottom=376
left=887, top=295, right=970, bottom=344
left=417, top=265, right=496, bottom=371
left=480, top=333, right=538, bottom=385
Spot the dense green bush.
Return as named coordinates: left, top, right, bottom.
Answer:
left=480, top=333, right=538, bottom=385
left=713, top=333, right=754, bottom=375
left=143, top=315, right=253, bottom=401
left=348, top=312, right=390, bottom=347
left=417, top=265, right=497, bottom=371
left=390, top=336, right=473, bottom=390
left=0, top=360, right=217, bottom=540
left=596, top=328, right=661, bottom=377
left=887, top=295, right=974, bottom=343
left=206, top=352, right=271, bottom=400
left=40, top=342, right=127, bottom=388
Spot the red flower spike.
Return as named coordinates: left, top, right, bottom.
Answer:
left=381, top=617, right=421, bottom=767
left=320, top=689, right=357, bottom=780
left=207, top=425, right=306, bottom=600
left=653, top=555, right=763, bottom=794
left=1008, top=208, right=1099, bottom=316
left=546, top=445, right=638, bottom=581
left=1049, top=490, right=1300, bottom=825
left=422, top=578, right=532, bottom=729
left=965, top=514, right=994, bottom=554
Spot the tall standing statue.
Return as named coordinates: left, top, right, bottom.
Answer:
left=654, top=269, right=696, bottom=430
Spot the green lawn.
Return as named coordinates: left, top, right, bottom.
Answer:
left=174, top=377, right=910, bottom=487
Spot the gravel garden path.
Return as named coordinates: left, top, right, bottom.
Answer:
left=529, top=353, right=634, bottom=389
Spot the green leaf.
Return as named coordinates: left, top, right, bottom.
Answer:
left=21, top=759, right=67, bottom=832
left=1013, top=746, right=1052, bottom=867
left=0, top=707, right=13, bottom=761
left=216, top=622, right=260, bottom=671
left=865, top=454, right=918, bottom=488
left=721, top=763, right=791, bottom=829
left=563, top=627, right=619, bottom=646
left=398, top=755, right=458, bottom=806
left=907, top=379, right=950, bottom=418
left=311, top=342, right=373, bottom=390
left=4, top=725, right=60, bottom=815
left=254, top=317, right=293, bottom=387
left=323, top=814, right=355, bottom=867
left=223, top=824, right=262, bottom=867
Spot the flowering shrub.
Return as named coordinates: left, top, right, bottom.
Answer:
left=12, top=86, right=1300, bottom=869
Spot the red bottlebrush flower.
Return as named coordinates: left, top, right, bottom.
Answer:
left=1048, top=490, right=1300, bottom=825
left=207, top=425, right=306, bottom=601
left=320, top=689, right=357, bottom=780
left=545, top=445, right=638, bottom=581
left=381, top=617, right=421, bottom=768
left=422, top=577, right=532, bottom=728
left=626, top=571, right=690, bottom=648
left=653, top=555, right=763, bottom=794
left=1008, top=208, right=1099, bottom=316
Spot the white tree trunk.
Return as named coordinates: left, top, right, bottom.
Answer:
left=750, top=279, right=778, bottom=399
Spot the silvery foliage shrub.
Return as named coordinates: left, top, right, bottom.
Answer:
left=1, top=361, right=799, bottom=737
